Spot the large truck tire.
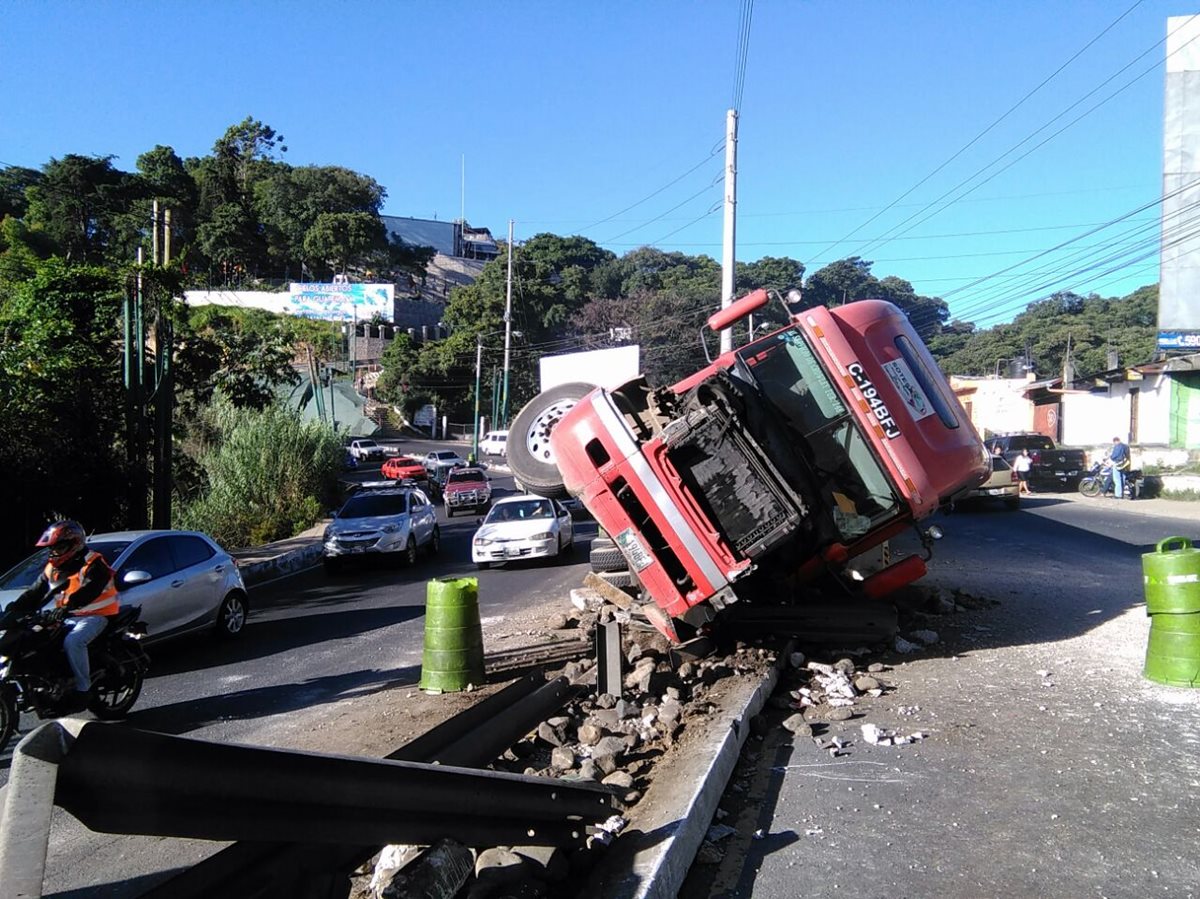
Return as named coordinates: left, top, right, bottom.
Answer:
left=589, top=541, right=628, bottom=573
left=507, top=382, right=595, bottom=500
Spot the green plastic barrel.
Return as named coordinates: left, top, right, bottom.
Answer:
left=419, top=576, right=486, bottom=693
left=1142, top=537, right=1200, bottom=686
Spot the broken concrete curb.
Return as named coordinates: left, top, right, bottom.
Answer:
left=582, top=649, right=785, bottom=899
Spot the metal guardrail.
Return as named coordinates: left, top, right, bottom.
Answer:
left=0, top=675, right=612, bottom=899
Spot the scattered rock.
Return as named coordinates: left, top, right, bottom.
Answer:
left=782, top=714, right=812, bottom=736
left=550, top=746, right=576, bottom=771
left=894, top=636, right=919, bottom=654
left=853, top=675, right=881, bottom=692
left=537, top=721, right=566, bottom=747
left=577, top=723, right=604, bottom=746
left=695, top=841, right=724, bottom=865
left=910, top=629, right=940, bottom=646
left=707, top=823, right=737, bottom=842
left=602, top=770, right=635, bottom=790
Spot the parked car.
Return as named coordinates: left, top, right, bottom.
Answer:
left=348, top=439, right=385, bottom=462
left=471, top=495, right=574, bottom=569
left=382, top=455, right=427, bottom=481
left=953, top=453, right=1020, bottom=509
left=443, top=467, right=492, bottom=517
left=479, top=430, right=509, bottom=457
left=424, top=450, right=468, bottom=475
left=323, top=483, right=440, bottom=573
left=0, top=530, right=249, bottom=645
left=989, top=432, right=1085, bottom=491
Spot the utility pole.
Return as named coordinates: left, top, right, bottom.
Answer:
left=501, top=219, right=514, bottom=425
left=152, top=205, right=174, bottom=529
left=719, top=108, right=738, bottom=355
left=472, top=336, right=483, bottom=460
left=124, top=247, right=148, bottom=529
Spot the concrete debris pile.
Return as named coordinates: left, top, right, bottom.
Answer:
left=356, top=601, right=777, bottom=899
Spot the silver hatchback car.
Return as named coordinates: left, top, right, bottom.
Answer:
left=0, top=530, right=249, bottom=645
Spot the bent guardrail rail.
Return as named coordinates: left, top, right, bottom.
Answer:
left=0, top=683, right=612, bottom=899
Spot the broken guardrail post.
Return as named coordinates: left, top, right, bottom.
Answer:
left=595, top=618, right=623, bottom=697
left=0, top=718, right=88, bottom=899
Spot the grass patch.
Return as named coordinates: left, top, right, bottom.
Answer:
left=1161, top=488, right=1200, bottom=502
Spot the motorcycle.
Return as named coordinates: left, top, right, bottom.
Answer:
left=0, top=605, right=150, bottom=750
left=1078, top=461, right=1141, bottom=499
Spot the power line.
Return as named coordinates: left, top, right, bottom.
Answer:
left=803, top=0, right=1148, bottom=269
left=578, top=147, right=724, bottom=233
left=732, top=0, right=755, bottom=111
left=848, top=15, right=1199, bottom=265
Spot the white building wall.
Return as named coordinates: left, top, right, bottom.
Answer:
left=950, top=377, right=1033, bottom=436
left=1062, top=392, right=1128, bottom=445
left=1133, top=374, right=1172, bottom=445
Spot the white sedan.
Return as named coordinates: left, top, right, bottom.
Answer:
left=472, top=496, right=575, bottom=569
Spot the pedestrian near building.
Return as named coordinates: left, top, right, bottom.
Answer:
left=1013, top=448, right=1033, bottom=495
left=1109, top=436, right=1132, bottom=499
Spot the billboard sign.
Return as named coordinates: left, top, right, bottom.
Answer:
left=1158, top=331, right=1200, bottom=351
left=539, top=345, right=641, bottom=392
left=1159, top=16, right=1200, bottom=350
left=287, top=283, right=394, bottom=321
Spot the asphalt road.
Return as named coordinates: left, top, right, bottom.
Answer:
left=1, top=459, right=598, bottom=898
left=684, top=492, right=1200, bottom=899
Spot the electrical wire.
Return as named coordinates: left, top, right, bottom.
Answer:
left=847, top=15, right=1200, bottom=265
left=804, top=0, right=1148, bottom=268
left=732, top=0, right=755, bottom=112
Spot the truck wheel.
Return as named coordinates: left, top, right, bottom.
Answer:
left=508, top=382, right=595, bottom=500
left=596, top=570, right=636, bottom=589
left=589, top=542, right=627, bottom=573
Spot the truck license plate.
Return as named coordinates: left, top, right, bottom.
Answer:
left=616, top=528, right=654, bottom=572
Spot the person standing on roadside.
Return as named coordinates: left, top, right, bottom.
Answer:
left=1013, top=448, right=1033, bottom=495
left=1109, top=436, right=1131, bottom=499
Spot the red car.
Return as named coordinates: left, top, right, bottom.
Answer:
left=381, top=456, right=426, bottom=481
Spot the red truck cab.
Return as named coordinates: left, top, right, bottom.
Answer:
left=513, top=292, right=988, bottom=641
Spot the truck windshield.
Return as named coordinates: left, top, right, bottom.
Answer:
left=738, top=328, right=899, bottom=538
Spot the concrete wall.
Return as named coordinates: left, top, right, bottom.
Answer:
left=1062, top=392, right=1126, bottom=446
left=951, top=377, right=1034, bottom=437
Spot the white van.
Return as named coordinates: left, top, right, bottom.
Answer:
left=479, top=430, right=509, bottom=457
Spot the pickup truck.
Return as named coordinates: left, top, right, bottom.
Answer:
left=507, top=289, right=989, bottom=643
left=347, top=439, right=385, bottom=462
left=990, top=432, right=1086, bottom=490
left=442, top=467, right=492, bottom=517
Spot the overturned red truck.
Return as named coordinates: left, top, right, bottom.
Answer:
left=509, top=290, right=989, bottom=642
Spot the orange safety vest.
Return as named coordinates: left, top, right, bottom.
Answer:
left=46, top=551, right=119, bottom=617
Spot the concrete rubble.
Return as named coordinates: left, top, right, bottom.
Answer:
left=354, top=577, right=994, bottom=898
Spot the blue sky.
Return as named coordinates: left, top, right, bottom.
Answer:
left=0, top=1, right=1190, bottom=327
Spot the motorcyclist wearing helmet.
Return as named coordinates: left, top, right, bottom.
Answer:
left=8, top=520, right=119, bottom=713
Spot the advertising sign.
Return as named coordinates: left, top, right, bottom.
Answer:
left=539, top=345, right=641, bottom=392
left=287, top=283, right=394, bottom=321
left=1159, top=16, right=1200, bottom=350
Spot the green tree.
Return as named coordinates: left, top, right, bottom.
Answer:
left=0, top=258, right=126, bottom=565
left=23, top=155, right=133, bottom=263
left=302, top=211, right=386, bottom=278
left=255, top=164, right=386, bottom=276
left=0, top=165, right=41, bottom=220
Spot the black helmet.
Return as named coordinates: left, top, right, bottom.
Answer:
left=36, top=520, right=87, bottom=565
